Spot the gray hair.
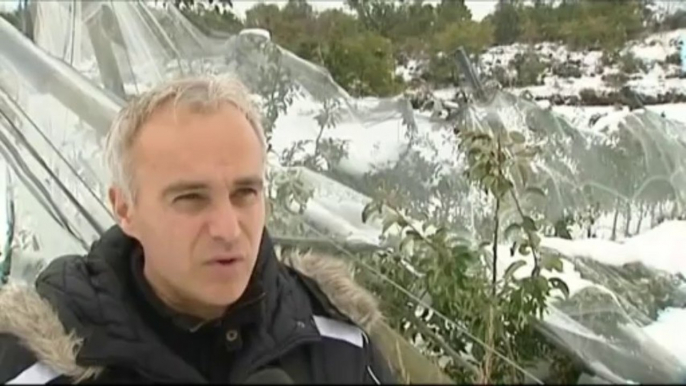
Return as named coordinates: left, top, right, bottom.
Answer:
left=104, top=74, right=265, bottom=203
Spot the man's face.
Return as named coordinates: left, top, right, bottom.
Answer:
left=109, top=102, right=266, bottom=318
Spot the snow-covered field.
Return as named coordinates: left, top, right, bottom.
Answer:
left=398, top=27, right=686, bottom=107
left=539, top=220, right=686, bottom=366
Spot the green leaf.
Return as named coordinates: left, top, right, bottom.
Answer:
left=382, top=214, right=398, bottom=234
left=496, top=178, right=514, bottom=198
left=399, top=236, right=414, bottom=252
left=517, top=162, right=530, bottom=187
left=510, top=131, right=526, bottom=144
left=361, top=201, right=379, bottom=223
left=535, top=275, right=550, bottom=293
left=518, top=242, right=531, bottom=256
left=504, top=223, right=522, bottom=240
left=483, top=175, right=497, bottom=190
left=452, top=244, right=475, bottom=261
left=549, top=277, right=570, bottom=298
left=432, top=227, right=447, bottom=243
left=530, top=232, right=542, bottom=249
left=406, top=229, right=421, bottom=240
left=541, top=255, right=564, bottom=273
left=504, top=260, right=527, bottom=281
left=522, top=216, right=537, bottom=232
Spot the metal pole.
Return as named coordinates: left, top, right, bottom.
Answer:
left=454, top=47, right=487, bottom=103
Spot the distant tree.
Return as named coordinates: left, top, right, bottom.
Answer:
left=428, top=19, right=494, bottom=85
left=244, top=3, right=283, bottom=34
left=323, top=30, right=402, bottom=96
left=345, top=0, right=403, bottom=38
left=172, top=0, right=652, bottom=96
left=434, top=0, right=472, bottom=31
left=491, top=0, right=522, bottom=45
left=181, top=5, right=243, bottom=34
left=656, top=10, right=686, bottom=31
left=173, top=0, right=233, bottom=11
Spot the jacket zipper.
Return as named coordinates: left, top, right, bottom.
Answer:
left=189, top=291, right=267, bottom=332
left=230, top=332, right=321, bottom=383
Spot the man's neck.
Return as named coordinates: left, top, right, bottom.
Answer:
left=150, top=282, right=225, bottom=321
left=143, top=269, right=226, bottom=322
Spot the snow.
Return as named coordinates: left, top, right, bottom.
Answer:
left=547, top=102, right=686, bottom=129
left=239, top=28, right=271, bottom=41
left=623, top=221, right=686, bottom=274
left=645, top=102, right=686, bottom=124
left=533, top=221, right=686, bottom=367
left=270, top=94, right=411, bottom=178
left=395, top=59, right=424, bottom=83
left=643, top=308, right=686, bottom=366
left=541, top=221, right=686, bottom=275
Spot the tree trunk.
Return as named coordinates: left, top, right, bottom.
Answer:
left=635, top=202, right=646, bottom=235
left=650, top=203, right=658, bottom=227
left=611, top=201, right=620, bottom=241
left=624, top=201, right=632, bottom=237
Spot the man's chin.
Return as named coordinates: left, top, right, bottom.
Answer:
left=198, top=283, right=248, bottom=309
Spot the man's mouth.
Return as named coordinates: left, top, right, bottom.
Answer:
left=208, top=256, right=242, bottom=266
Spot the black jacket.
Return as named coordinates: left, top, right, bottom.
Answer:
left=0, top=226, right=397, bottom=384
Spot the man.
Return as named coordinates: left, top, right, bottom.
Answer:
left=0, top=75, right=397, bottom=384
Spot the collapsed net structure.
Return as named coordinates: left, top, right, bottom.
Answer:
left=1, top=1, right=686, bottom=383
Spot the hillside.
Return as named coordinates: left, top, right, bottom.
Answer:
left=473, top=28, right=686, bottom=107
left=193, top=0, right=686, bottom=109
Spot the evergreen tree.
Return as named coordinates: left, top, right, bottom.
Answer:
left=491, top=0, right=522, bottom=45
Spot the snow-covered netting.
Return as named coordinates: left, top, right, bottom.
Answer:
left=1, top=1, right=686, bottom=383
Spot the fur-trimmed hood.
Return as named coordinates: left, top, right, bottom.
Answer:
left=0, top=283, right=103, bottom=383
left=0, top=228, right=384, bottom=383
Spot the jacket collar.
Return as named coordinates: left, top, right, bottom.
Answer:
left=29, top=225, right=316, bottom=383
left=0, top=226, right=385, bottom=383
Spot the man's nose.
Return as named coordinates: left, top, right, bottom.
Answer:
left=207, top=199, right=241, bottom=242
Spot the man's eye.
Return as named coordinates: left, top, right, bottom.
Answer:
left=236, top=188, right=257, bottom=197
left=231, top=188, right=259, bottom=205
left=173, top=193, right=209, bottom=212
left=175, top=193, right=204, bottom=202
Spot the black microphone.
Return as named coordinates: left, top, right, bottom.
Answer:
left=244, top=368, right=294, bottom=384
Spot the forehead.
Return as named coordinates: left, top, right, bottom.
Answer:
left=131, top=103, right=264, bottom=188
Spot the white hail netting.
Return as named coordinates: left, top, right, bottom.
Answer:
left=1, top=1, right=686, bottom=383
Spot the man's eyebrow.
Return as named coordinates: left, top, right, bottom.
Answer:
left=162, top=177, right=264, bottom=197
left=161, top=181, right=209, bottom=198
left=234, top=176, right=265, bottom=188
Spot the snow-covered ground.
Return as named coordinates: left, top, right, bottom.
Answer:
left=548, top=221, right=686, bottom=366
left=399, top=28, right=686, bottom=106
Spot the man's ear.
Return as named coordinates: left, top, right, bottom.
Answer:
left=109, top=186, right=136, bottom=236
